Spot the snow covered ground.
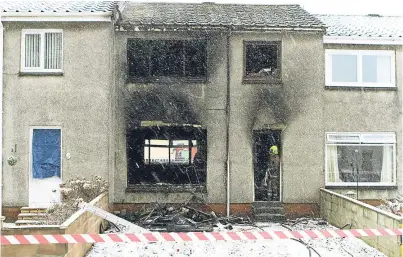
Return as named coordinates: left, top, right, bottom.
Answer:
left=86, top=219, right=386, bottom=257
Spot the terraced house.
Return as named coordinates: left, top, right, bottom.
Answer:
left=1, top=1, right=402, bottom=222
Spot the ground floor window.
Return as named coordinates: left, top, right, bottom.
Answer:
left=326, top=132, right=396, bottom=186
left=127, top=125, right=207, bottom=185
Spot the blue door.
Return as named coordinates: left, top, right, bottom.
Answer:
left=30, top=128, right=62, bottom=207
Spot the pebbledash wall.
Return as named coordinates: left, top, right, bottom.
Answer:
left=320, top=189, right=402, bottom=257
left=113, top=29, right=326, bottom=215
left=1, top=192, right=109, bottom=257
left=2, top=21, right=115, bottom=209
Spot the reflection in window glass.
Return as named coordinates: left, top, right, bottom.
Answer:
left=327, top=144, right=394, bottom=184
left=362, top=55, right=391, bottom=83
left=332, top=55, right=357, bottom=82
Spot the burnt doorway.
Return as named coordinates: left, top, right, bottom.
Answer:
left=253, top=130, right=281, bottom=201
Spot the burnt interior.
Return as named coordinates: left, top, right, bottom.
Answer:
left=127, top=39, right=207, bottom=81
left=245, top=42, right=280, bottom=79
left=253, top=130, right=281, bottom=201
left=127, top=126, right=207, bottom=185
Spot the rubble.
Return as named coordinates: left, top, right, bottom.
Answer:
left=118, top=202, right=252, bottom=232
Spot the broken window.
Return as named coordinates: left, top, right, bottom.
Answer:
left=326, top=133, right=396, bottom=186
left=127, top=39, right=207, bottom=81
left=127, top=126, right=207, bottom=185
left=244, top=41, right=281, bottom=81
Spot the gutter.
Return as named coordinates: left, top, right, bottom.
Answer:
left=324, top=36, right=403, bottom=45
left=225, top=28, right=231, bottom=218
left=1, top=12, right=113, bottom=22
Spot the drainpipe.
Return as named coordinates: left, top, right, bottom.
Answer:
left=225, top=28, right=231, bottom=217
left=0, top=14, right=3, bottom=224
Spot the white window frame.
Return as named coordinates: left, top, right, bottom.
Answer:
left=21, top=29, right=63, bottom=72
left=325, top=50, right=396, bottom=88
left=325, top=132, right=396, bottom=187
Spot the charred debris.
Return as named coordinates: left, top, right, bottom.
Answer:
left=116, top=199, right=251, bottom=232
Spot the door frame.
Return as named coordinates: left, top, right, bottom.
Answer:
left=252, top=129, right=282, bottom=202
left=29, top=126, right=63, bottom=206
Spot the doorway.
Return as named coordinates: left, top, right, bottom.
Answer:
left=29, top=128, right=62, bottom=207
left=253, top=129, right=281, bottom=201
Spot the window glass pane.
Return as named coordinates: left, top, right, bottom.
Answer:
left=361, top=134, right=396, bottom=143
left=331, top=55, right=357, bottom=82
left=327, top=145, right=394, bottom=183
left=327, top=134, right=360, bottom=143
left=25, top=34, right=41, bottom=68
left=245, top=43, right=279, bottom=78
left=44, top=32, right=62, bottom=69
left=362, top=55, right=391, bottom=83
left=151, top=41, right=183, bottom=77
left=127, top=40, right=150, bottom=78
left=172, top=140, right=190, bottom=164
left=185, top=41, right=207, bottom=77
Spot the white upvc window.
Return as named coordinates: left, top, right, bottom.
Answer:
left=21, top=29, right=63, bottom=72
left=325, top=132, right=396, bottom=187
left=325, top=50, right=395, bottom=87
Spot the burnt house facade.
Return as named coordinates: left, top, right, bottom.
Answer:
left=2, top=2, right=402, bottom=219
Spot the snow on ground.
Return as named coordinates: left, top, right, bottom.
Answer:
left=86, top=219, right=386, bottom=257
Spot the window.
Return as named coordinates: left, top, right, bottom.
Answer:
left=21, top=29, right=63, bottom=73
left=325, top=50, right=395, bottom=87
left=244, top=41, right=281, bottom=82
left=127, top=39, right=207, bottom=81
left=127, top=126, right=207, bottom=185
left=325, top=133, right=396, bottom=186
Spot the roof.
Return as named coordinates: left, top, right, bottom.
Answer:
left=119, top=3, right=326, bottom=31
left=316, top=14, right=403, bottom=39
left=0, top=1, right=115, bottom=13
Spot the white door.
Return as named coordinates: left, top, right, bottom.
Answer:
left=29, top=128, right=62, bottom=208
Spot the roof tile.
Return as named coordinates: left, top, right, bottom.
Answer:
left=316, top=14, right=403, bottom=38
left=0, top=1, right=115, bottom=13
left=120, top=3, right=325, bottom=30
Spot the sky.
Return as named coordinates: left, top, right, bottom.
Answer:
left=131, top=0, right=403, bottom=16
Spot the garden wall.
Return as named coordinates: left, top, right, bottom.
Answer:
left=320, top=188, right=402, bottom=257
left=1, top=192, right=109, bottom=257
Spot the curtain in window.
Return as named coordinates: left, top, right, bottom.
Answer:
left=45, top=32, right=62, bottom=69
left=25, top=34, right=41, bottom=68
left=327, top=145, right=340, bottom=182
left=381, top=145, right=393, bottom=183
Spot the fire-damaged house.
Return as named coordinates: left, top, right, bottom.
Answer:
left=1, top=1, right=403, bottom=221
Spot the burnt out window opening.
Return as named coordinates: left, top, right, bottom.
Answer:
left=244, top=41, right=281, bottom=81
left=127, top=39, right=207, bottom=81
left=127, top=126, right=207, bottom=185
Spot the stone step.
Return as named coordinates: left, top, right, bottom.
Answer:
left=20, top=207, right=47, bottom=214
left=15, top=220, right=42, bottom=226
left=252, top=201, right=283, bottom=208
left=253, top=206, right=285, bottom=215
left=254, top=213, right=285, bottom=222
left=17, top=213, right=47, bottom=220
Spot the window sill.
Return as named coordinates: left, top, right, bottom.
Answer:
left=126, top=184, right=207, bottom=193
left=19, top=71, right=64, bottom=76
left=325, top=85, right=396, bottom=91
left=325, top=185, right=397, bottom=190
left=243, top=77, right=282, bottom=85
left=127, top=77, right=207, bottom=84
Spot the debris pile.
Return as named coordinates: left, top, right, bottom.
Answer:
left=119, top=203, right=252, bottom=232
left=377, top=195, right=403, bottom=216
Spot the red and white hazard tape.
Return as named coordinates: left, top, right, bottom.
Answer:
left=2, top=228, right=403, bottom=245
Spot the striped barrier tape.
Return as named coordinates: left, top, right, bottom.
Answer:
left=2, top=228, right=403, bottom=245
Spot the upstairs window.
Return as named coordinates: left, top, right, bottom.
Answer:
left=21, top=29, right=63, bottom=73
left=325, top=50, right=395, bottom=87
left=325, top=132, right=396, bottom=186
left=127, top=39, right=207, bottom=82
left=244, top=41, right=281, bottom=82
